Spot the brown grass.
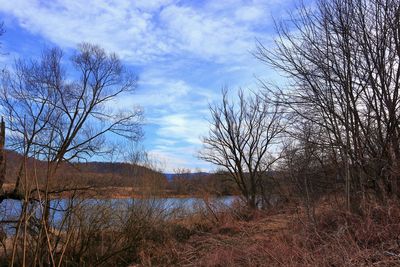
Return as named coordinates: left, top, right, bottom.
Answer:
left=135, top=200, right=400, bottom=267
left=3, top=193, right=399, bottom=266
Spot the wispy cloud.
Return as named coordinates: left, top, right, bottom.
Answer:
left=152, top=113, right=209, bottom=145
left=0, top=0, right=294, bottom=171
left=0, top=0, right=287, bottom=64
left=148, top=145, right=213, bottom=172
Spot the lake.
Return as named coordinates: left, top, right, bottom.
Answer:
left=0, top=196, right=237, bottom=234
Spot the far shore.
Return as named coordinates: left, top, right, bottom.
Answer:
left=1, top=183, right=238, bottom=200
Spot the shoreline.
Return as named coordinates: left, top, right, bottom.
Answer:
left=1, top=183, right=238, bottom=200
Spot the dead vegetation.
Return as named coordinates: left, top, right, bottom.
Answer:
left=135, top=198, right=400, bottom=267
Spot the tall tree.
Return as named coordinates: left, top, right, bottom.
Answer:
left=0, top=43, right=143, bottom=265
left=201, top=89, right=285, bottom=208
left=0, top=118, right=5, bottom=191
left=0, top=43, right=142, bottom=197
left=257, top=0, right=400, bottom=208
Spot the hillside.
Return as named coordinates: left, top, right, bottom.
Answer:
left=4, top=150, right=167, bottom=191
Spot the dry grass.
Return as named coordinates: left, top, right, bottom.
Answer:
left=3, top=195, right=399, bottom=266
left=136, top=200, right=400, bottom=267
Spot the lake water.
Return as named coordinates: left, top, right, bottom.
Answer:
left=0, top=196, right=237, bottom=234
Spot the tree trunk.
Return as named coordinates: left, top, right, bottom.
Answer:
left=0, top=118, right=5, bottom=191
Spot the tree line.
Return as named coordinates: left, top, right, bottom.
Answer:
left=201, top=0, right=400, bottom=214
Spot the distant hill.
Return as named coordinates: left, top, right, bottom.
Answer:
left=1, top=150, right=240, bottom=197
left=4, top=150, right=167, bottom=188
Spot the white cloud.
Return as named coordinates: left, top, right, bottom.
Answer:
left=153, top=113, right=209, bottom=145
left=235, top=5, right=264, bottom=22
left=143, top=112, right=213, bottom=171
left=159, top=5, right=252, bottom=62
left=0, top=0, right=169, bottom=63
left=0, top=0, right=295, bottom=171
left=107, top=75, right=215, bottom=115
left=0, top=0, right=284, bottom=64
left=148, top=145, right=213, bottom=172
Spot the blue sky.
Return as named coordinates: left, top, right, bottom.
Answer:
left=0, top=0, right=297, bottom=172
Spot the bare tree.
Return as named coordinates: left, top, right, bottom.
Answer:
left=0, top=43, right=142, bottom=197
left=279, top=122, right=340, bottom=223
left=201, top=89, right=285, bottom=209
left=0, top=118, right=4, bottom=193
left=257, top=0, right=400, bottom=209
left=0, top=43, right=142, bottom=265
